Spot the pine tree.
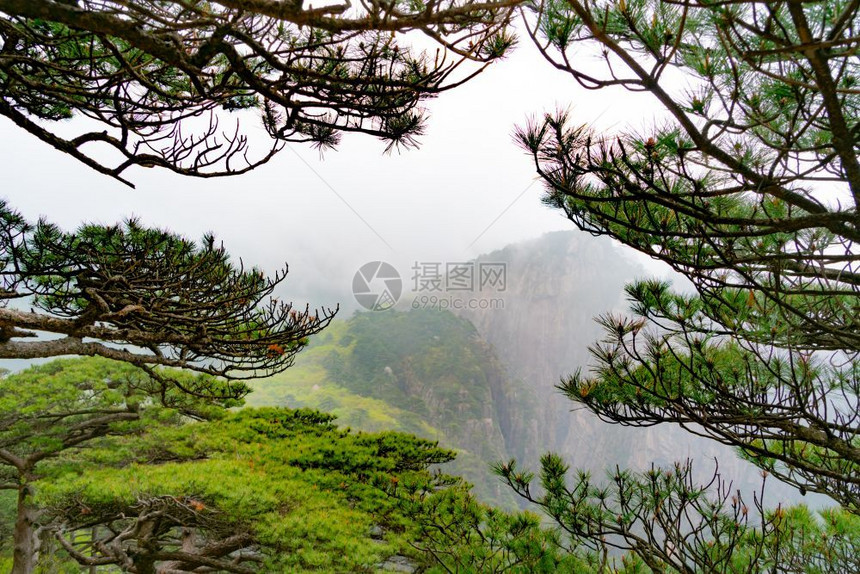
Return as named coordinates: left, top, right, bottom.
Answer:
left=505, top=0, right=860, bottom=567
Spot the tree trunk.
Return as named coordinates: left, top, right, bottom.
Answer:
left=11, top=485, right=41, bottom=574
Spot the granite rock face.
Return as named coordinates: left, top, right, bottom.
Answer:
left=455, top=230, right=811, bottom=504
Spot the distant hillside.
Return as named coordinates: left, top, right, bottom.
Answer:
left=248, top=309, right=538, bottom=506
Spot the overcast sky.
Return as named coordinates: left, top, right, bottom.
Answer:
left=0, top=26, right=673, bottom=313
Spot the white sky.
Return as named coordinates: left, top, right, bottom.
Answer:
left=0, top=26, right=674, bottom=312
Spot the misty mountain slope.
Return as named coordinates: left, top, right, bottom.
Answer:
left=249, top=230, right=816, bottom=510
left=455, top=230, right=814, bottom=504
left=248, top=310, right=539, bottom=506
left=455, top=231, right=640, bottom=456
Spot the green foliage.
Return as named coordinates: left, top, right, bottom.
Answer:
left=0, top=357, right=241, bottom=484
left=40, top=407, right=460, bottom=572
left=0, top=491, right=14, bottom=552
left=248, top=319, right=446, bottom=438
left=334, top=310, right=492, bottom=416
left=750, top=505, right=860, bottom=573
left=390, top=479, right=585, bottom=573
left=0, top=357, right=251, bottom=572
left=497, top=455, right=860, bottom=573
left=248, top=310, right=537, bottom=506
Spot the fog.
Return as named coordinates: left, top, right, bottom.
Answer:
left=0, top=29, right=674, bottom=314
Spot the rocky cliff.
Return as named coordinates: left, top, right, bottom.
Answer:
left=455, top=230, right=812, bottom=504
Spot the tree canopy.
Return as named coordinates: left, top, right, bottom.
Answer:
left=0, top=0, right=519, bottom=186
left=0, top=358, right=241, bottom=574
left=509, top=0, right=860, bottom=558
left=0, top=358, right=575, bottom=573
left=0, top=201, right=333, bottom=388
left=0, top=357, right=239, bottom=485
left=7, top=357, right=459, bottom=573
left=520, top=0, right=859, bottom=351
left=40, top=406, right=456, bottom=572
